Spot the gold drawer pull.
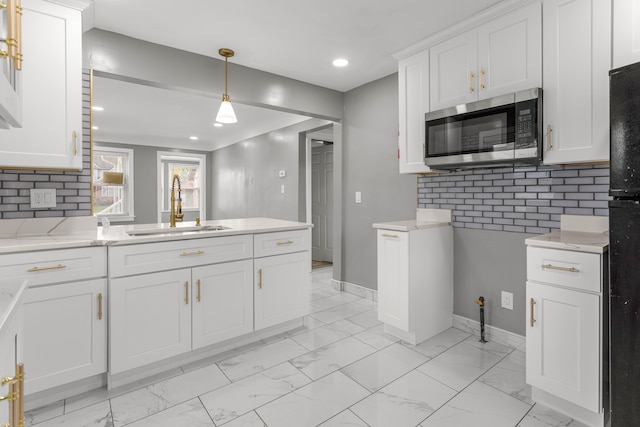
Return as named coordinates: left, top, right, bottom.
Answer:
left=382, top=233, right=398, bottom=238
left=180, top=250, right=204, bottom=257
left=258, top=268, right=263, bottom=289
left=469, top=71, right=475, bottom=93
left=276, top=240, right=294, bottom=246
left=72, top=131, right=77, bottom=156
left=546, top=124, right=553, bottom=151
left=196, top=279, right=201, bottom=302
left=542, top=264, right=580, bottom=273
left=184, top=281, right=189, bottom=304
left=97, top=293, right=103, bottom=320
left=28, top=264, right=66, bottom=272
left=530, top=298, right=536, bottom=327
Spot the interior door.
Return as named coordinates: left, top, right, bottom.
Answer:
left=311, top=144, right=333, bottom=263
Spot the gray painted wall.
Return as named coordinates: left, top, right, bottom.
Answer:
left=95, top=142, right=212, bottom=224
left=453, top=228, right=534, bottom=336
left=211, top=119, right=331, bottom=221
left=342, top=74, right=418, bottom=289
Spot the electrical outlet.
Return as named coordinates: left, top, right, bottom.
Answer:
left=501, top=291, right=513, bottom=310
left=30, top=188, right=56, bottom=208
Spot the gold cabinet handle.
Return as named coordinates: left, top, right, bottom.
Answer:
left=28, top=264, right=66, bottom=273
left=546, top=125, right=553, bottom=151
left=542, top=263, right=580, bottom=273
left=382, top=233, right=398, bottom=238
left=258, top=268, right=263, bottom=289
left=180, top=250, right=204, bottom=257
left=469, top=71, right=475, bottom=93
left=480, top=67, right=486, bottom=90
left=530, top=298, right=536, bottom=327
left=0, top=364, right=23, bottom=427
left=72, top=131, right=78, bottom=156
left=13, top=0, right=21, bottom=71
left=97, top=293, right=103, bottom=320
left=276, top=240, right=294, bottom=246
left=196, top=279, right=201, bottom=302
left=184, top=281, right=189, bottom=304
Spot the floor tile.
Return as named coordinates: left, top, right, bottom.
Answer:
left=217, top=338, right=309, bottom=381
left=32, top=400, right=112, bottom=427
left=352, top=324, right=399, bottom=350
left=463, top=334, right=515, bottom=358
left=199, top=362, right=310, bottom=425
left=291, top=323, right=352, bottom=351
left=124, top=398, right=214, bottom=426
left=181, top=342, right=266, bottom=374
left=256, top=371, right=370, bottom=427
left=317, top=409, right=369, bottom=426
left=291, top=336, right=377, bottom=380
left=221, top=411, right=267, bottom=427
left=517, top=404, right=589, bottom=427
left=417, top=341, right=502, bottom=391
left=408, top=327, right=471, bottom=358
left=479, top=349, right=532, bottom=405
left=309, top=302, right=371, bottom=324
left=341, top=343, right=429, bottom=392
left=26, top=401, right=64, bottom=426
left=350, top=369, right=456, bottom=427
left=345, top=309, right=381, bottom=329
left=420, top=381, right=531, bottom=427
left=110, top=364, right=229, bottom=426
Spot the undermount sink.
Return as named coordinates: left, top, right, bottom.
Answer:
left=126, top=225, right=230, bottom=236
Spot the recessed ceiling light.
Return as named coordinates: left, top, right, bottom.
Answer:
left=92, top=126, right=99, bottom=130
left=214, top=123, right=223, bottom=127
left=189, top=136, right=198, bottom=140
left=332, top=58, right=349, bottom=67
left=92, top=106, right=104, bottom=111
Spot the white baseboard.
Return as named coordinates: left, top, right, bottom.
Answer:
left=453, top=314, right=525, bottom=350
left=336, top=280, right=377, bottom=302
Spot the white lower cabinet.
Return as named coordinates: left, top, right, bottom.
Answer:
left=254, top=252, right=310, bottom=330
left=525, top=243, right=606, bottom=427
left=192, top=260, right=253, bottom=349
left=109, top=269, right=191, bottom=374
left=23, top=279, right=106, bottom=395
left=376, top=224, right=453, bottom=345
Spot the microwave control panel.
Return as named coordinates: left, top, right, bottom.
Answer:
left=515, top=99, right=538, bottom=148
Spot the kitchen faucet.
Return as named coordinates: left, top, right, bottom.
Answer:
left=170, top=174, right=184, bottom=227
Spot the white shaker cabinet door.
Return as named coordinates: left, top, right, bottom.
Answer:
left=254, top=251, right=310, bottom=331
left=613, top=0, right=640, bottom=68
left=377, top=230, right=409, bottom=331
left=526, top=281, right=601, bottom=412
left=542, top=0, right=610, bottom=164
left=0, top=0, right=82, bottom=170
left=110, top=269, right=191, bottom=374
left=23, top=278, right=106, bottom=394
left=192, top=260, right=254, bottom=349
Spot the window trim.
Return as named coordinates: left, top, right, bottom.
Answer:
left=92, top=146, right=135, bottom=222
left=156, top=151, right=207, bottom=223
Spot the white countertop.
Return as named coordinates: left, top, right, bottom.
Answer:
left=525, top=214, right=609, bottom=253
left=525, top=230, right=609, bottom=253
left=0, top=279, right=27, bottom=334
left=0, top=217, right=312, bottom=254
left=373, top=208, right=452, bottom=231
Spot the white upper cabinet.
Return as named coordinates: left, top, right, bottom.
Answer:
left=613, top=0, right=640, bottom=68
left=398, top=49, right=432, bottom=174
left=542, top=0, right=611, bottom=164
left=430, top=1, right=541, bottom=111
left=0, top=0, right=83, bottom=170
left=0, top=0, right=22, bottom=128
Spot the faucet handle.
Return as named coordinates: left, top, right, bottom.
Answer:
left=195, top=217, right=201, bottom=226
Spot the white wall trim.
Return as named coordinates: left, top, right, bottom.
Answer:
left=337, top=281, right=378, bottom=302
left=453, top=314, right=525, bottom=350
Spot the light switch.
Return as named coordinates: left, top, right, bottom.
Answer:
left=355, top=191, right=362, bottom=203
left=281, top=184, right=285, bottom=194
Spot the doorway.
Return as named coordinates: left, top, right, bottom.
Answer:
left=306, top=127, right=334, bottom=267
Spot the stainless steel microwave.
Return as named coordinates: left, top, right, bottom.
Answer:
left=424, top=88, right=542, bottom=169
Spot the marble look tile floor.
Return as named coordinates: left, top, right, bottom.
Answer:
left=26, top=267, right=588, bottom=427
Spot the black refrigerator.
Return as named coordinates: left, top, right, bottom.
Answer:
left=609, top=61, right=640, bottom=426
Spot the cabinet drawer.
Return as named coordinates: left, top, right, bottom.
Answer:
left=109, top=235, right=253, bottom=278
left=0, top=247, right=107, bottom=287
left=527, top=246, right=601, bottom=292
left=254, top=229, right=311, bottom=258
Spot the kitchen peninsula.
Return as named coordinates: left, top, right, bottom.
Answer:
left=0, top=217, right=312, bottom=408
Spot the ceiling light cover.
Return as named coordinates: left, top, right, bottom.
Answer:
left=216, top=48, right=238, bottom=124
left=333, top=58, right=349, bottom=67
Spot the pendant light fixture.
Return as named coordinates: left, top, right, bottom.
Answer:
left=216, top=48, right=238, bottom=124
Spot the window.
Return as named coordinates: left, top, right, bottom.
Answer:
left=92, top=146, right=135, bottom=222
left=157, top=152, right=206, bottom=222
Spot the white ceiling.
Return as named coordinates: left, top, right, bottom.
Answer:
left=88, top=0, right=505, bottom=150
